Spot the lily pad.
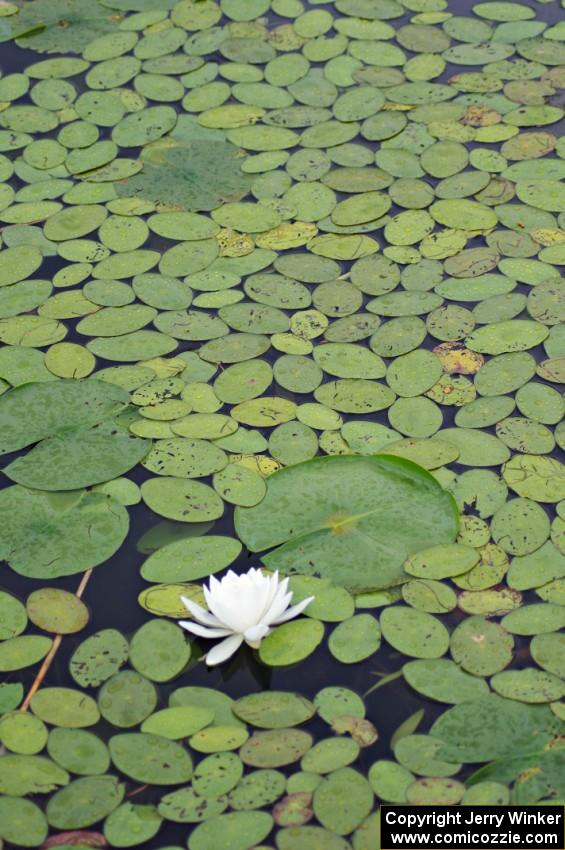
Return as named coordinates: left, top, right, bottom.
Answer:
left=240, top=730, right=313, bottom=768
left=69, top=629, right=129, bottom=688
left=26, top=587, right=89, bottom=634
left=380, top=607, right=449, bottom=659
left=313, top=768, right=373, bottom=836
left=431, top=694, right=561, bottom=762
left=259, top=620, right=325, bottom=666
left=109, top=733, right=193, bottom=784
left=46, top=775, right=125, bottom=829
left=403, top=659, right=490, bottom=704
left=140, top=535, right=242, bottom=584
left=235, top=455, right=458, bottom=592
left=188, top=812, right=273, bottom=850
left=0, top=796, right=48, bottom=847
left=328, top=615, right=381, bottom=664
left=117, top=140, right=251, bottom=212
left=31, top=687, right=100, bottom=728
left=129, top=618, right=191, bottom=682
left=0, top=486, right=128, bottom=578
left=0, top=378, right=128, bottom=455
left=234, top=693, right=315, bottom=729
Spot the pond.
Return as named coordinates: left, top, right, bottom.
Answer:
left=0, top=0, right=564, bottom=847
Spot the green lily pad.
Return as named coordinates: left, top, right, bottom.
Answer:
left=288, top=576, right=354, bottom=623
left=0, top=711, right=47, bottom=755
left=141, top=477, right=224, bottom=522
left=503, top=454, right=565, bottom=502
left=109, top=733, right=192, bottom=784
left=276, top=825, right=353, bottom=850
left=118, top=140, right=250, bottom=212
left=0, top=591, right=27, bottom=641
left=234, top=693, right=315, bottom=729
left=403, top=659, right=490, bottom=704
left=0, top=378, right=127, bottom=455
left=170, top=687, right=242, bottom=729
left=70, top=629, right=129, bottom=688
left=0, top=486, right=128, bottom=579
left=192, top=752, right=243, bottom=798
left=431, top=694, right=561, bottom=762
left=26, top=587, right=89, bottom=634
left=188, top=812, right=273, bottom=850
left=0, top=753, right=69, bottom=796
left=451, top=615, right=514, bottom=676
left=47, top=728, right=110, bottom=776
left=141, top=706, right=214, bottom=740
left=129, top=618, right=191, bottom=682
left=138, top=583, right=205, bottom=618
left=231, top=769, right=286, bottom=812
left=140, top=535, right=241, bottom=584
left=259, top=620, right=325, bottom=667
left=301, top=737, right=360, bottom=775
left=30, top=687, right=100, bottom=728
left=99, top=670, right=157, bottom=729
left=236, top=455, right=458, bottom=592
left=46, top=775, right=125, bottom=829
left=328, top=615, right=381, bottom=664
left=240, top=729, right=313, bottom=768
left=501, top=603, right=565, bottom=635
left=491, top=669, right=565, bottom=704
left=313, top=768, right=373, bottom=836
left=158, top=786, right=228, bottom=824
left=404, top=544, right=479, bottom=579
left=394, top=734, right=461, bottom=778
left=0, top=796, right=48, bottom=847
left=380, top=607, right=449, bottom=659
left=190, top=725, right=249, bottom=754
left=0, top=683, right=24, bottom=715
left=104, top=802, right=163, bottom=848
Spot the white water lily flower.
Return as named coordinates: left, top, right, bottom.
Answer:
left=179, top=568, right=315, bottom=666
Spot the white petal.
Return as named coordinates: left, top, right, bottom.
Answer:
left=254, top=572, right=283, bottom=622
left=180, top=596, right=224, bottom=628
left=209, top=588, right=248, bottom=632
left=244, top=623, right=271, bottom=645
left=205, top=633, right=244, bottom=666
left=179, top=620, right=233, bottom=639
left=260, top=590, right=293, bottom=625
left=270, top=595, right=315, bottom=624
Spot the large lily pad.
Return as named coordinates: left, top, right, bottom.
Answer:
left=431, top=694, right=562, bottom=762
left=0, top=487, right=128, bottom=578
left=235, top=455, right=458, bottom=592
left=5, top=422, right=150, bottom=490
left=117, top=140, right=251, bottom=212
left=0, top=379, right=128, bottom=456
left=13, top=0, right=121, bottom=54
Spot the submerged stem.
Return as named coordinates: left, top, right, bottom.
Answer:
left=20, top=568, right=93, bottom=713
